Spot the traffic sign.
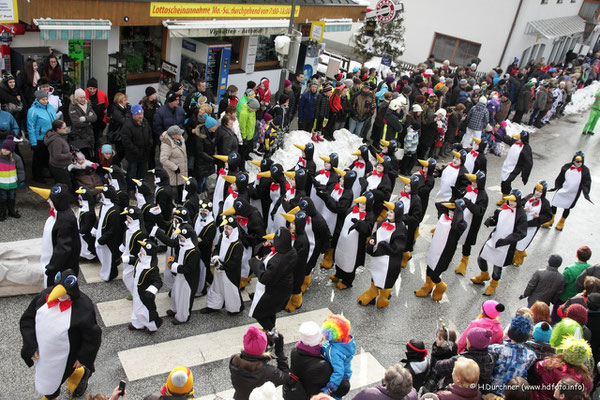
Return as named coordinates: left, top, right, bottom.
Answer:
left=381, top=56, right=392, bottom=67
left=365, top=0, right=402, bottom=23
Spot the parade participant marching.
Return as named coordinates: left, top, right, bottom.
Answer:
left=471, top=190, right=528, bottom=296
left=380, top=139, right=400, bottom=183
left=331, top=191, right=376, bottom=290
left=282, top=211, right=310, bottom=312
left=455, top=171, right=489, bottom=276
left=494, top=130, right=533, bottom=205
left=513, top=181, right=552, bottom=266
left=348, top=145, right=373, bottom=199
left=194, top=201, right=216, bottom=296
left=102, top=165, right=129, bottom=209
left=249, top=227, right=297, bottom=331
left=283, top=167, right=309, bottom=208
left=358, top=200, right=407, bottom=309
left=263, top=163, right=297, bottom=232
left=181, top=176, right=200, bottom=223
left=212, top=152, right=243, bottom=220
left=298, top=196, right=331, bottom=292
left=434, top=150, right=469, bottom=217
left=30, top=185, right=81, bottom=288
left=201, top=216, right=244, bottom=315
left=416, top=158, right=437, bottom=220
left=415, top=200, right=467, bottom=301
left=311, top=153, right=340, bottom=223
left=249, top=158, right=274, bottom=223
left=119, top=206, right=146, bottom=295
left=543, top=151, right=592, bottom=231
left=167, top=223, right=200, bottom=324
left=75, top=187, right=97, bottom=262
left=293, top=142, right=317, bottom=193
left=129, top=239, right=163, bottom=333
left=20, top=269, right=102, bottom=400
left=359, top=153, right=393, bottom=221
left=132, top=178, right=157, bottom=233
left=397, top=175, right=423, bottom=268
left=94, top=185, right=123, bottom=282
left=148, top=168, right=174, bottom=223
left=220, top=171, right=251, bottom=231
left=463, top=137, right=487, bottom=174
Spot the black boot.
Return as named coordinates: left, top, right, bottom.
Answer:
left=0, top=202, right=6, bottom=221
left=7, top=200, right=20, bottom=218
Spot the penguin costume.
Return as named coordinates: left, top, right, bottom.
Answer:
left=415, top=200, right=467, bottom=301
left=283, top=167, right=309, bottom=208
left=148, top=168, right=174, bottom=223
left=543, top=151, right=593, bottom=231
left=132, top=178, right=157, bottom=233
left=260, top=163, right=289, bottom=232
left=317, top=167, right=357, bottom=270
left=212, top=152, right=243, bottom=220
left=221, top=197, right=266, bottom=289
left=397, top=175, right=423, bottom=268
left=311, top=153, right=340, bottom=222
left=297, top=196, right=332, bottom=292
left=281, top=211, right=310, bottom=312
left=463, top=137, right=487, bottom=174
left=120, top=206, right=147, bottom=294
left=249, top=227, right=297, bottom=331
left=331, top=191, right=376, bottom=290
left=380, top=139, right=399, bottom=186
left=348, top=145, right=373, bottom=199
left=75, top=187, right=97, bottom=262
left=249, top=157, right=274, bottom=223
left=358, top=200, right=407, bottom=309
left=201, top=216, right=244, bottom=315
left=513, top=181, right=552, bottom=266
left=359, top=153, right=393, bottom=221
left=434, top=150, right=469, bottom=216
left=102, top=166, right=129, bottom=209
left=94, top=185, right=123, bottom=282
left=494, top=130, right=533, bottom=205
left=30, top=185, right=81, bottom=288
left=455, top=171, right=489, bottom=276
left=129, top=239, right=163, bottom=333
left=293, top=142, right=317, bottom=194
left=220, top=171, right=251, bottom=224
left=167, top=223, right=200, bottom=324
left=416, top=158, right=437, bottom=219
left=20, top=269, right=101, bottom=399
left=471, top=190, right=528, bottom=296
left=194, top=201, right=216, bottom=295
left=181, top=176, right=200, bottom=222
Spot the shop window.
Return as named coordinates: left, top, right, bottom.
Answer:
left=430, top=33, right=481, bottom=66
left=120, top=26, right=163, bottom=82
left=256, top=35, right=278, bottom=63
left=219, top=36, right=242, bottom=67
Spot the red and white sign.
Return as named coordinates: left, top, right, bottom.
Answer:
left=365, top=0, right=401, bottom=23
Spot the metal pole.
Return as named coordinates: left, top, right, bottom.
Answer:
left=289, top=0, right=296, bottom=34
left=279, top=0, right=296, bottom=94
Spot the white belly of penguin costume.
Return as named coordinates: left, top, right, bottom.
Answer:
left=369, top=226, right=394, bottom=288
left=480, top=208, right=516, bottom=266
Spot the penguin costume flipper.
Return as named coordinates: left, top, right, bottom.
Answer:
left=71, top=293, right=102, bottom=372
left=49, top=211, right=81, bottom=273
left=519, top=145, right=533, bottom=184
left=20, top=291, right=44, bottom=366
left=581, top=165, right=593, bottom=202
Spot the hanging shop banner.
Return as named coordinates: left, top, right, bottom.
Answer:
left=150, top=2, right=300, bottom=18
left=310, top=21, right=325, bottom=43
left=0, top=0, right=18, bottom=24
left=158, top=60, right=178, bottom=102
left=68, top=40, right=85, bottom=61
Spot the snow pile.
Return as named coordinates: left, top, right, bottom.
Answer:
left=565, top=80, right=600, bottom=115
left=505, top=120, right=537, bottom=137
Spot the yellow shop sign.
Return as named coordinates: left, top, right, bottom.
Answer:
left=150, top=2, right=301, bottom=18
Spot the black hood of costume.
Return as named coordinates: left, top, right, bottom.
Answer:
left=475, top=139, right=487, bottom=153
left=294, top=168, right=308, bottom=192
left=292, top=210, right=307, bottom=235
left=233, top=198, right=255, bottom=217
left=458, top=149, right=467, bottom=165
left=50, top=184, right=71, bottom=212
left=123, top=206, right=143, bottom=221
left=384, top=140, right=398, bottom=154
left=533, top=180, right=548, bottom=198
left=140, top=238, right=159, bottom=257
left=510, top=189, right=524, bottom=207
left=426, top=157, right=437, bottom=175
left=343, top=170, right=357, bottom=189
left=358, top=145, right=369, bottom=161
left=200, top=200, right=213, bottom=212
left=328, top=153, right=339, bottom=169
left=235, top=171, right=249, bottom=193
left=303, top=143, right=315, bottom=161
left=173, top=206, right=192, bottom=224
left=228, top=152, right=243, bottom=172
left=135, top=179, right=153, bottom=197
left=100, top=185, right=119, bottom=203
left=151, top=168, right=170, bottom=187
left=363, top=190, right=376, bottom=211
left=298, top=196, right=318, bottom=216
left=184, top=177, right=198, bottom=193
left=389, top=201, right=404, bottom=223
left=77, top=188, right=96, bottom=209
left=409, top=175, right=420, bottom=193
left=260, top=157, right=274, bottom=172
left=177, top=223, right=197, bottom=240
left=273, top=227, right=293, bottom=254
left=519, top=130, right=530, bottom=145
left=52, top=269, right=80, bottom=300
left=572, top=151, right=585, bottom=165
left=270, top=163, right=286, bottom=184
left=475, top=170, right=487, bottom=188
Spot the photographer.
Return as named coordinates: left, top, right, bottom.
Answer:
left=44, top=120, right=73, bottom=190
left=85, top=385, right=127, bottom=400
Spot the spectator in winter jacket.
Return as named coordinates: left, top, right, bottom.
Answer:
left=216, top=114, right=239, bottom=157
left=320, top=315, right=355, bottom=397
left=256, top=78, right=271, bottom=113
left=315, top=83, right=332, bottom=132
left=524, top=322, right=555, bottom=363
left=457, top=301, right=506, bottom=353
left=372, top=91, right=393, bottom=147
left=323, top=83, right=349, bottom=140
left=0, top=108, right=20, bottom=140
left=229, top=326, right=292, bottom=400
left=27, top=90, right=57, bottom=182
left=143, top=366, right=195, bottom=400
left=298, top=80, right=318, bottom=132
left=520, top=254, right=565, bottom=307
left=435, top=357, right=483, bottom=400
left=68, top=88, right=97, bottom=160
left=401, top=339, right=429, bottom=390
left=140, top=86, right=162, bottom=169
left=85, top=78, right=109, bottom=149
left=239, top=97, right=259, bottom=160
left=37, top=78, right=62, bottom=120
left=237, top=84, right=257, bottom=118
left=153, top=91, right=185, bottom=143
left=462, top=97, right=488, bottom=148
left=192, top=114, right=216, bottom=194
left=121, top=104, right=152, bottom=191
left=282, top=80, right=296, bottom=126
left=507, top=74, right=523, bottom=105
left=513, top=80, right=534, bottom=124
left=0, top=136, right=24, bottom=221
left=44, top=120, right=72, bottom=190
left=270, top=93, right=289, bottom=130
left=560, top=247, right=592, bottom=303
left=495, top=92, right=512, bottom=123
left=559, top=276, right=600, bottom=320
left=159, top=125, right=188, bottom=193
left=529, top=84, right=548, bottom=126
left=375, top=75, right=395, bottom=105
left=108, top=92, right=130, bottom=165
left=352, top=364, right=417, bottom=400
left=416, top=95, right=437, bottom=159
left=349, top=84, right=375, bottom=137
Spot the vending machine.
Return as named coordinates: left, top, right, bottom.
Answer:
left=297, top=41, right=321, bottom=87
left=180, top=38, right=231, bottom=105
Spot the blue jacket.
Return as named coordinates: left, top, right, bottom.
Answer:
left=0, top=110, right=19, bottom=137
left=375, top=83, right=390, bottom=105
left=27, top=100, right=57, bottom=146
left=322, top=336, right=355, bottom=390
left=152, top=103, right=185, bottom=138
left=298, top=90, right=318, bottom=121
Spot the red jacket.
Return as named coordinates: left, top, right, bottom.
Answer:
left=533, top=359, right=592, bottom=400
left=85, top=88, right=109, bottom=123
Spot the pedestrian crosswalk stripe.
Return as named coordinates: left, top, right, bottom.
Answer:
left=118, top=308, right=332, bottom=381
left=80, top=261, right=166, bottom=283
left=194, top=351, right=385, bottom=400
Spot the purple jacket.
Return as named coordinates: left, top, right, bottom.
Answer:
left=436, top=384, right=482, bottom=400
left=353, top=385, right=417, bottom=400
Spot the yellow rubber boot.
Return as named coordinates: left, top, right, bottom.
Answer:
left=329, top=274, right=340, bottom=283
left=512, top=250, right=525, bottom=267
left=401, top=251, right=411, bottom=268
left=454, top=256, right=469, bottom=276
left=555, top=217, right=566, bottom=231
left=483, top=279, right=499, bottom=296
left=300, top=275, right=312, bottom=293
left=336, top=281, right=348, bottom=290
left=67, top=366, right=89, bottom=396
left=376, top=288, right=392, bottom=309
left=239, top=276, right=251, bottom=289
left=358, top=282, right=379, bottom=306
left=320, top=249, right=334, bottom=269
left=470, top=271, right=490, bottom=285
left=285, top=293, right=303, bottom=312
left=414, top=226, right=420, bottom=240
left=541, top=214, right=555, bottom=228
left=415, top=276, right=435, bottom=297
left=432, top=281, right=448, bottom=301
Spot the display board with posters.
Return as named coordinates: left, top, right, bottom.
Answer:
left=158, top=60, right=178, bottom=103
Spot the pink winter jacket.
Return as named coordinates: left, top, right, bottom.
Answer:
left=457, top=318, right=504, bottom=353
left=532, top=360, right=592, bottom=400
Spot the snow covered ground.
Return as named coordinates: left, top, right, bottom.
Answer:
left=564, top=80, right=600, bottom=115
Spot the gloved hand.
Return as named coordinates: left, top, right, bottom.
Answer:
left=144, top=290, right=156, bottom=301
left=211, top=255, right=220, bottom=265
left=170, top=262, right=179, bottom=274
left=121, top=254, right=129, bottom=264
left=79, top=116, right=86, bottom=122
left=483, top=217, right=494, bottom=227
left=321, top=382, right=339, bottom=395
left=518, top=295, right=525, bottom=300
left=149, top=225, right=159, bottom=237
left=274, top=331, right=284, bottom=354
left=495, top=238, right=508, bottom=248
left=150, top=205, right=162, bottom=216
left=351, top=218, right=358, bottom=224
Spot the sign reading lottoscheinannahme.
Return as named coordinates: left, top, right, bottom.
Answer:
left=150, top=2, right=301, bottom=18
left=0, top=0, right=18, bottom=23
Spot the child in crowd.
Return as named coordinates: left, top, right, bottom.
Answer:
left=457, top=300, right=505, bottom=353
left=98, top=143, right=116, bottom=170
left=430, top=326, right=458, bottom=369
left=431, top=108, right=447, bottom=159
left=435, top=357, right=482, bottom=399
left=68, top=151, right=102, bottom=195
left=0, top=135, right=24, bottom=220
left=264, top=115, right=282, bottom=157
left=257, top=112, right=272, bottom=155
left=401, top=339, right=430, bottom=390
left=320, top=314, right=355, bottom=398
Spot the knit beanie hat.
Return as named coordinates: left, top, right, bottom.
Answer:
left=164, top=366, right=193, bottom=395
left=249, top=382, right=283, bottom=400
left=167, top=125, right=184, bottom=137
left=479, top=96, right=487, bottom=104
left=171, top=81, right=182, bottom=92
left=532, top=322, right=552, bottom=343
left=405, top=339, right=428, bottom=360
left=131, top=104, right=144, bottom=116
left=548, top=254, right=562, bottom=268
left=86, top=77, right=98, bottom=88
left=1, top=135, right=15, bottom=152
left=74, top=88, right=86, bottom=99
left=204, top=113, right=217, bottom=129
left=166, top=91, right=178, bottom=103
left=284, top=79, right=292, bottom=88
left=482, top=300, right=505, bottom=319
left=248, top=98, right=260, bottom=110
left=35, top=90, right=48, bottom=100
left=550, top=318, right=582, bottom=348
left=245, top=88, right=255, bottom=97
left=145, top=86, right=157, bottom=97
left=101, top=144, right=114, bottom=154
left=263, top=112, right=273, bottom=122
left=559, top=336, right=592, bottom=366
left=243, top=326, right=268, bottom=356
left=507, top=315, right=532, bottom=343
left=587, top=293, right=600, bottom=311
left=322, top=314, right=351, bottom=342
left=467, top=327, right=492, bottom=349
left=565, top=304, right=588, bottom=326
left=299, top=321, right=322, bottom=347
left=344, top=79, right=354, bottom=88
